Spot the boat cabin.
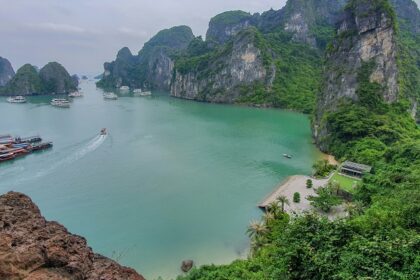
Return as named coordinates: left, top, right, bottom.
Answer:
left=340, top=161, right=372, bottom=178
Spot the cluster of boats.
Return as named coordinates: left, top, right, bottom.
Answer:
left=103, top=87, right=152, bottom=100
left=133, top=88, right=152, bottom=97
left=0, top=134, right=53, bottom=163
left=7, top=91, right=83, bottom=108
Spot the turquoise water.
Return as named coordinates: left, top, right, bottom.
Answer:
left=0, top=81, right=319, bottom=279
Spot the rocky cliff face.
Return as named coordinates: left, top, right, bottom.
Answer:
left=314, top=0, right=399, bottom=151
left=171, top=28, right=273, bottom=103
left=98, top=26, right=194, bottom=90
left=39, top=62, right=78, bottom=94
left=0, top=57, right=15, bottom=87
left=0, top=192, right=145, bottom=280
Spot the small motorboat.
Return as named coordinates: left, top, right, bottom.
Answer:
left=7, top=96, right=27, bottom=103
left=283, top=154, right=292, bottom=159
left=51, top=99, right=71, bottom=108
left=68, top=91, right=83, bottom=98
left=100, top=128, right=107, bottom=135
left=103, top=92, right=118, bottom=100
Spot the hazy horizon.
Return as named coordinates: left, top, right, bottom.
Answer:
left=0, top=0, right=286, bottom=76
left=1, top=0, right=419, bottom=76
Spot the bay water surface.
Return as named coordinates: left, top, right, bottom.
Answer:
left=0, top=81, right=320, bottom=279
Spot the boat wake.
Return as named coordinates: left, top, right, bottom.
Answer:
left=34, top=134, right=107, bottom=178
left=1, top=134, right=107, bottom=186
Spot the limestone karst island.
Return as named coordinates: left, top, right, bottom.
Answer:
left=0, top=0, right=419, bottom=279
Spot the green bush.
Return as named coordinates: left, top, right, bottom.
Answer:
left=306, top=179, right=313, bottom=189
left=293, top=192, right=301, bottom=203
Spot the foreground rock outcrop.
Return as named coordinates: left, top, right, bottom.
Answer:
left=0, top=192, right=145, bottom=280
left=0, top=57, right=15, bottom=87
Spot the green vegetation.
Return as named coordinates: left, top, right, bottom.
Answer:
left=306, top=179, right=313, bottom=189
left=209, top=11, right=251, bottom=26
left=178, top=1, right=420, bottom=279
left=308, top=184, right=342, bottom=212
left=330, top=171, right=360, bottom=193
left=312, top=159, right=336, bottom=178
left=0, top=64, right=42, bottom=95
left=345, top=0, right=398, bottom=30
left=293, top=192, right=301, bottom=203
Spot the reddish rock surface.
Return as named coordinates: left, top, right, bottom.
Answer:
left=0, top=192, right=145, bottom=280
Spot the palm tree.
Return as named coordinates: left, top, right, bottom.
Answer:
left=267, top=201, right=280, bottom=216
left=246, top=220, right=267, bottom=239
left=263, top=211, right=275, bottom=224
left=277, top=195, right=290, bottom=212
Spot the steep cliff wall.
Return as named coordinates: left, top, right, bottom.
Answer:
left=98, top=26, right=194, bottom=90
left=0, top=192, right=144, bottom=280
left=314, top=0, right=399, bottom=151
left=172, top=28, right=273, bottom=103
left=0, top=57, right=15, bottom=87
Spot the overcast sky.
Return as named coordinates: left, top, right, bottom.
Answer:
left=0, top=0, right=287, bottom=75
left=1, top=0, right=419, bottom=76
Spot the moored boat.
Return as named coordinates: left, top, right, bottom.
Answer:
left=7, top=96, right=27, bottom=103
left=69, top=91, right=83, bottom=98
left=51, top=99, right=71, bottom=108
left=0, top=152, right=15, bottom=162
left=134, top=90, right=152, bottom=97
left=103, top=92, right=118, bottom=100
left=31, top=142, right=53, bottom=152
left=120, top=86, right=130, bottom=92
left=15, top=136, right=42, bottom=144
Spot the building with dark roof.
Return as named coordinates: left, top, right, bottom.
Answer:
left=340, top=161, right=372, bottom=178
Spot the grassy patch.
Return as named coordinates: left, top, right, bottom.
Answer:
left=330, top=171, right=360, bottom=193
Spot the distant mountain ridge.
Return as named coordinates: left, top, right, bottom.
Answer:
left=0, top=61, right=78, bottom=96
